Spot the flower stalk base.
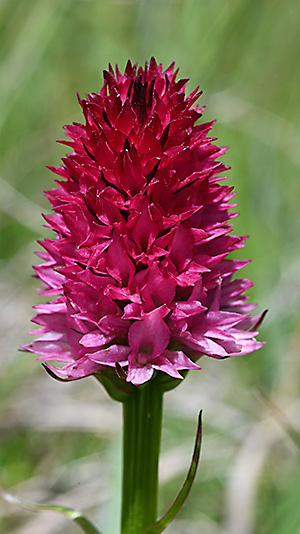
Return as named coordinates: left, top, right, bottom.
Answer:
left=121, top=377, right=164, bottom=534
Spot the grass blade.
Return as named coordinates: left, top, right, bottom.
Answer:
left=0, top=486, right=103, bottom=534
left=144, top=410, right=203, bottom=534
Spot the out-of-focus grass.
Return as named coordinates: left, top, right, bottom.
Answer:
left=1, top=1, right=300, bottom=533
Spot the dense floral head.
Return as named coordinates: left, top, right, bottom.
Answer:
left=23, top=58, right=264, bottom=386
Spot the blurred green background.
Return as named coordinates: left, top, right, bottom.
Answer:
left=1, top=0, right=300, bottom=533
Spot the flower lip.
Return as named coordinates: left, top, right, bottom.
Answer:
left=128, top=308, right=170, bottom=360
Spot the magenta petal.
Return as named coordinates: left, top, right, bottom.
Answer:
left=31, top=313, right=67, bottom=333
left=163, top=350, right=201, bottom=370
left=127, top=353, right=154, bottom=385
left=126, top=366, right=154, bottom=386
left=169, top=224, right=193, bottom=272
left=33, top=263, right=65, bottom=289
left=172, top=301, right=206, bottom=319
left=128, top=308, right=170, bottom=358
left=152, top=356, right=183, bottom=379
left=140, top=264, right=176, bottom=308
left=230, top=339, right=265, bottom=357
left=106, top=235, right=135, bottom=285
left=88, top=344, right=131, bottom=365
left=115, top=98, right=137, bottom=136
left=80, top=330, right=114, bottom=348
left=22, top=339, right=72, bottom=361
left=46, top=357, right=102, bottom=380
left=184, top=334, right=230, bottom=358
left=203, top=311, right=247, bottom=329
left=132, top=199, right=158, bottom=251
left=122, top=302, right=142, bottom=320
left=33, top=300, right=66, bottom=314
left=98, top=314, right=130, bottom=335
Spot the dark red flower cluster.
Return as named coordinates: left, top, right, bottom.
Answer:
left=23, top=58, right=263, bottom=385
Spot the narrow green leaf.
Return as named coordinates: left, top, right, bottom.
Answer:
left=0, top=487, right=103, bottom=534
left=144, top=410, right=203, bottom=534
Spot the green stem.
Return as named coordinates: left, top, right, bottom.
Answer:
left=121, top=377, right=163, bottom=534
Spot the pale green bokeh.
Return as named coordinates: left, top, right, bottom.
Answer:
left=1, top=1, right=300, bottom=533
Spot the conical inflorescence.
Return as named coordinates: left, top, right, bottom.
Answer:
left=23, top=58, right=264, bottom=386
